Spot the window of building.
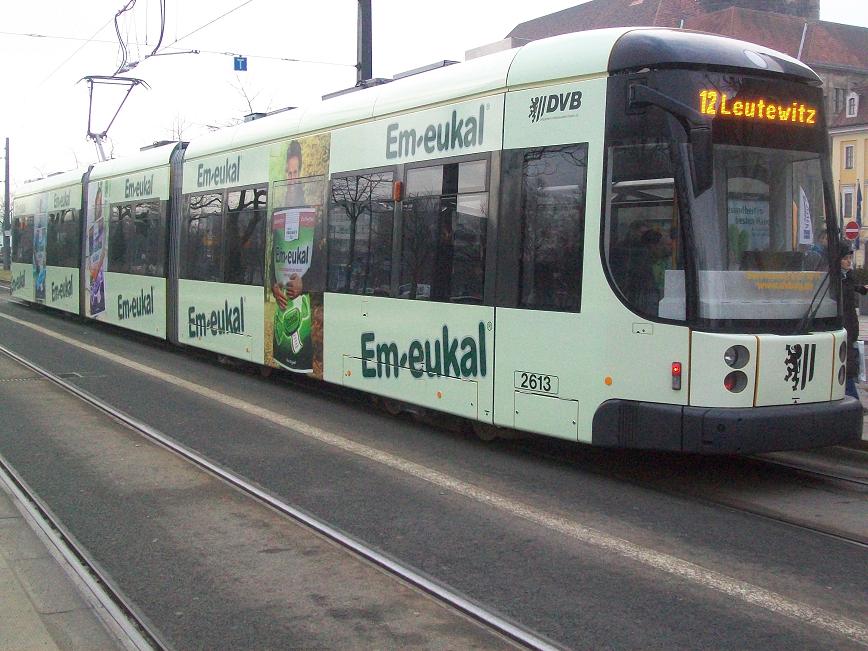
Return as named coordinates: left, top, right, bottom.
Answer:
left=834, top=88, right=846, bottom=114
left=327, top=171, right=394, bottom=296
left=400, top=159, right=488, bottom=303
left=842, top=189, right=854, bottom=219
left=845, top=144, right=855, bottom=170
left=847, top=92, right=858, bottom=118
left=47, top=209, right=79, bottom=268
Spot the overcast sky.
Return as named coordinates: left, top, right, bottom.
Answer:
left=1, top=0, right=866, bottom=188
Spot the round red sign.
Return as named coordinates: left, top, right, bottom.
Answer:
left=845, top=221, right=860, bottom=240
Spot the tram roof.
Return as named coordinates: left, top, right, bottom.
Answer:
left=181, top=26, right=819, bottom=162
left=183, top=27, right=634, bottom=161
left=14, top=168, right=88, bottom=200
left=88, top=141, right=182, bottom=183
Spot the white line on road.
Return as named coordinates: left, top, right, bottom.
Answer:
left=1, top=310, right=866, bottom=646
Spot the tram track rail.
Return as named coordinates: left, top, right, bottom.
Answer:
left=751, top=454, right=868, bottom=488
left=749, top=454, right=868, bottom=490
left=0, top=452, right=164, bottom=651
left=508, top=438, right=868, bottom=549
left=0, top=343, right=561, bottom=651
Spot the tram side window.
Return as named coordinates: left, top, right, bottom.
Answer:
left=400, top=159, right=488, bottom=303
left=271, top=177, right=326, bottom=293
left=128, top=200, right=165, bottom=277
left=224, top=188, right=266, bottom=286
left=47, top=209, right=79, bottom=268
left=181, top=192, right=224, bottom=282
left=12, top=215, right=34, bottom=263
left=605, top=143, right=684, bottom=319
left=518, top=145, right=588, bottom=311
left=327, top=172, right=394, bottom=296
left=108, top=204, right=132, bottom=273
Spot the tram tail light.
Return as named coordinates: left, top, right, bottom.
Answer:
left=724, top=371, right=748, bottom=393
left=671, top=362, right=682, bottom=390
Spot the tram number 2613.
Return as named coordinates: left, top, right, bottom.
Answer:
left=514, top=371, right=559, bottom=395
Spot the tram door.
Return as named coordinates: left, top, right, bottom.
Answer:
left=491, top=143, right=589, bottom=440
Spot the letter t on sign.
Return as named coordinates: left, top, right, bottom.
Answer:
left=234, top=56, right=247, bottom=72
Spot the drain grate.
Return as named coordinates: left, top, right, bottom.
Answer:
left=0, top=376, right=47, bottom=382
left=0, top=372, right=83, bottom=382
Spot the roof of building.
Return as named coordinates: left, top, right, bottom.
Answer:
left=507, top=0, right=700, bottom=39
left=829, top=86, right=868, bottom=129
left=686, top=8, right=868, bottom=70
left=507, top=1, right=868, bottom=73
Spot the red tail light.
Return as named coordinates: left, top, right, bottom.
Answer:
left=671, top=362, right=682, bottom=390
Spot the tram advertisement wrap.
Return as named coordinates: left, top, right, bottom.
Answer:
left=265, top=133, right=330, bottom=378
left=85, top=181, right=108, bottom=317
left=271, top=209, right=314, bottom=371
left=33, top=211, right=48, bottom=303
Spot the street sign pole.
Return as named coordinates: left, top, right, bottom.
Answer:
left=3, top=137, right=9, bottom=271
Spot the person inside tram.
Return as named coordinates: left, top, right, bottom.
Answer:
left=612, top=221, right=670, bottom=315
left=803, top=229, right=828, bottom=271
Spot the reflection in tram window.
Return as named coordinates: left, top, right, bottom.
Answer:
left=225, top=188, right=266, bottom=286
left=518, top=144, right=588, bottom=312
left=606, top=143, right=683, bottom=318
left=400, top=160, right=488, bottom=303
left=327, top=172, right=394, bottom=296
left=181, top=192, right=224, bottom=282
left=47, top=209, right=80, bottom=268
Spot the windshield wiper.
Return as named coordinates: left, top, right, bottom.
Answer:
left=793, top=268, right=833, bottom=334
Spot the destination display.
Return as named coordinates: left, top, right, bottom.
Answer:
left=698, top=89, right=817, bottom=126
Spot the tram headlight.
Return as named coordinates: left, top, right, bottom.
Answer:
left=724, top=371, right=748, bottom=393
left=839, top=341, right=847, bottom=364
left=723, top=345, right=749, bottom=369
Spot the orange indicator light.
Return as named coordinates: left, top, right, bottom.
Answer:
left=604, top=376, right=613, bottom=386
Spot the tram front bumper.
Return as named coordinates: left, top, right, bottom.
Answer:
left=591, top=397, right=863, bottom=454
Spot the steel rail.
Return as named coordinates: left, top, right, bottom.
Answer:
left=509, top=440, right=868, bottom=549
left=749, top=456, right=868, bottom=489
left=0, top=343, right=562, bottom=651
left=0, top=453, right=164, bottom=651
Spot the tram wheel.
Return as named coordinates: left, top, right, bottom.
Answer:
left=472, top=421, right=500, bottom=442
left=381, top=398, right=404, bottom=416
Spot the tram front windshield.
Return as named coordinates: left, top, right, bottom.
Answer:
left=605, top=70, right=838, bottom=333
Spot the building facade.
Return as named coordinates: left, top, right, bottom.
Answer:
left=830, top=87, right=867, bottom=263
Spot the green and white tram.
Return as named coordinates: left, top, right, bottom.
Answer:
left=12, top=27, right=862, bottom=452
left=11, top=169, right=87, bottom=313
left=83, top=142, right=183, bottom=338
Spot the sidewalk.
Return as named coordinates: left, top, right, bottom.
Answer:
left=0, top=479, right=126, bottom=651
